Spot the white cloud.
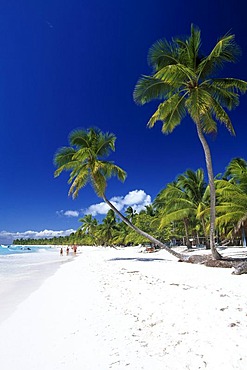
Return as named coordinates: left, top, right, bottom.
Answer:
left=84, top=202, right=111, bottom=216
left=0, top=229, right=76, bottom=245
left=84, top=200, right=123, bottom=216
left=112, top=190, right=151, bottom=208
left=56, top=210, right=79, bottom=217
left=83, top=189, right=152, bottom=216
left=64, top=210, right=79, bottom=217
left=123, top=190, right=150, bottom=206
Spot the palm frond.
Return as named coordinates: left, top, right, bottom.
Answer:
left=68, top=170, right=89, bottom=199
left=185, top=88, right=211, bottom=121
left=203, top=81, right=240, bottom=109
left=212, top=78, right=247, bottom=94
left=147, top=38, right=179, bottom=70
left=209, top=97, right=235, bottom=134
left=148, top=93, right=187, bottom=133
left=91, top=171, right=107, bottom=197
left=223, top=158, right=247, bottom=192
left=53, top=147, right=76, bottom=166
left=224, top=158, right=247, bottom=176
left=96, top=132, right=116, bottom=157
left=200, top=112, right=218, bottom=134
left=69, top=129, right=90, bottom=147
left=189, top=24, right=201, bottom=64
left=68, top=164, right=88, bottom=184
left=180, top=24, right=201, bottom=70
left=72, top=147, right=91, bottom=163
left=198, top=33, right=241, bottom=78
left=99, top=161, right=127, bottom=182
left=133, top=75, right=174, bottom=105
left=154, top=64, right=196, bottom=85
left=159, top=209, right=193, bottom=227
left=54, top=147, right=77, bottom=177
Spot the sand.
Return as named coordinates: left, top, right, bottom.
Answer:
left=0, top=245, right=247, bottom=369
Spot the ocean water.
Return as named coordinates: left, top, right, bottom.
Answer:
left=0, top=245, right=67, bottom=277
left=0, top=245, right=73, bottom=323
left=0, top=244, right=55, bottom=256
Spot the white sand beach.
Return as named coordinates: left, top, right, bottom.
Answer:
left=0, top=245, right=247, bottom=370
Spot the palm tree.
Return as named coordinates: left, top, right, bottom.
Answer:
left=154, top=169, right=209, bottom=248
left=144, top=204, right=156, bottom=217
left=216, top=158, right=247, bottom=244
left=112, top=221, right=129, bottom=246
left=125, top=206, right=136, bottom=222
left=224, top=157, right=247, bottom=192
left=78, top=214, right=98, bottom=245
left=177, top=169, right=210, bottom=247
left=100, top=209, right=118, bottom=246
left=133, top=24, right=247, bottom=259
left=54, top=127, right=183, bottom=258
left=215, top=179, right=247, bottom=241
left=154, top=181, right=191, bottom=245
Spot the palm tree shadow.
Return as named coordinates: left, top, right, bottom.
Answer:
left=108, top=257, right=166, bottom=262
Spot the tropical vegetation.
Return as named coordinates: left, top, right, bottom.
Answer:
left=133, top=24, right=247, bottom=259
left=13, top=158, right=247, bottom=251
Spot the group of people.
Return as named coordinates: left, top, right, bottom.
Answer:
left=60, top=245, right=78, bottom=256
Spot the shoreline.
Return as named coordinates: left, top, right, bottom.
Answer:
left=0, top=246, right=247, bottom=369
left=0, top=247, right=74, bottom=324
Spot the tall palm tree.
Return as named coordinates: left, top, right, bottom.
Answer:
left=54, top=127, right=183, bottom=258
left=133, top=25, right=247, bottom=259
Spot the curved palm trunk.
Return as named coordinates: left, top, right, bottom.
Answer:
left=195, top=123, right=222, bottom=259
left=102, top=194, right=186, bottom=259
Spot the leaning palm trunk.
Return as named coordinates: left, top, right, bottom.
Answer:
left=195, top=123, right=222, bottom=259
left=102, top=194, right=186, bottom=259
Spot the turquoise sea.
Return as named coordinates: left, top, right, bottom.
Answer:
left=0, top=245, right=65, bottom=277
left=0, top=244, right=53, bottom=256
left=0, top=245, right=72, bottom=323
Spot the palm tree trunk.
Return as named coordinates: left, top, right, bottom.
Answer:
left=102, top=194, right=186, bottom=259
left=195, top=123, right=222, bottom=259
left=183, top=218, right=192, bottom=248
left=201, top=217, right=210, bottom=249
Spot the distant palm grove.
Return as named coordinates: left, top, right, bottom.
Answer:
left=14, top=157, right=247, bottom=247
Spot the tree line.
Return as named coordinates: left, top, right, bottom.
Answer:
left=13, top=157, right=247, bottom=248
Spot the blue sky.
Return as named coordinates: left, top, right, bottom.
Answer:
left=1, top=0, right=247, bottom=244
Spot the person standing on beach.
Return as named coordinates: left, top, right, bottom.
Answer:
left=60, top=247, right=63, bottom=256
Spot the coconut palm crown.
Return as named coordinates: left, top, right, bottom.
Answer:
left=54, top=128, right=126, bottom=198
left=133, top=24, right=247, bottom=259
